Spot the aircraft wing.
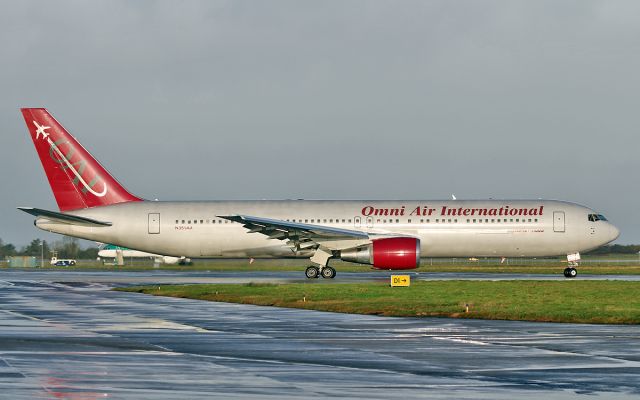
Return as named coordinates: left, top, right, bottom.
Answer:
left=218, top=215, right=369, bottom=251
left=17, top=207, right=112, bottom=227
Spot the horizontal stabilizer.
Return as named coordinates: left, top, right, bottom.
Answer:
left=17, top=207, right=112, bottom=227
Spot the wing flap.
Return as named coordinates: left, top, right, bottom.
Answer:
left=219, top=214, right=369, bottom=251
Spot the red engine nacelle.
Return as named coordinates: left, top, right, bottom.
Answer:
left=340, top=237, right=421, bottom=270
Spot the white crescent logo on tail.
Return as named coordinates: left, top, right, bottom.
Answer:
left=33, top=120, right=108, bottom=198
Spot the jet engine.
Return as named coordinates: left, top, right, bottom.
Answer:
left=340, top=237, right=420, bottom=270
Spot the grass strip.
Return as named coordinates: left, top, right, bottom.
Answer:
left=117, top=280, right=640, bottom=324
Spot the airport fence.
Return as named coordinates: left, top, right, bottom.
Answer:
left=2, top=256, right=639, bottom=268
left=420, top=257, right=640, bottom=266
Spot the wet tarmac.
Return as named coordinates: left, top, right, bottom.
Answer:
left=0, top=269, right=638, bottom=398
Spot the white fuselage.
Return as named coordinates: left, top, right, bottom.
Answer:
left=34, top=199, right=619, bottom=259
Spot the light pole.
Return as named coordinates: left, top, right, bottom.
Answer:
left=40, top=240, right=44, bottom=268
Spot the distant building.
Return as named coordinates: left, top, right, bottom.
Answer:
left=8, top=256, right=37, bottom=268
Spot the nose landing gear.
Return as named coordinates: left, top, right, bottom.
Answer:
left=564, top=253, right=580, bottom=278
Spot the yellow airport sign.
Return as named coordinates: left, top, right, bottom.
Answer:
left=390, top=275, right=410, bottom=287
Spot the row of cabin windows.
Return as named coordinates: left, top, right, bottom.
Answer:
left=176, top=219, right=231, bottom=224
left=174, top=219, right=354, bottom=225
left=375, top=218, right=539, bottom=224
left=175, top=218, right=539, bottom=225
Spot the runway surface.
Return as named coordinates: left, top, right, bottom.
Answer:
left=2, top=268, right=640, bottom=285
left=0, top=269, right=638, bottom=399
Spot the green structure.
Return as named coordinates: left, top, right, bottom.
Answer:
left=8, top=256, right=37, bottom=268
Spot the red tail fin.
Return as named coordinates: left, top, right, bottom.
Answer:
left=21, top=108, right=142, bottom=211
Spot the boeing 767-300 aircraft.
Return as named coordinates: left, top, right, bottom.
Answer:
left=18, top=108, right=619, bottom=278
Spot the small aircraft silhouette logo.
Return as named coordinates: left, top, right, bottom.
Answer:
left=33, top=121, right=51, bottom=140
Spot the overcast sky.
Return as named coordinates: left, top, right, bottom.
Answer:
left=2, top=0, right=640, bottom=246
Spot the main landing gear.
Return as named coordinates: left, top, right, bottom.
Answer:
left=305, top=266, right=336, bottom=279
left=306, top=247, right=336, bottom=279
left=563, top=267, right=578, bottom=278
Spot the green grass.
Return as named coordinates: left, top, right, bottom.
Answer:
left=117, top=280, right=640, bottom=324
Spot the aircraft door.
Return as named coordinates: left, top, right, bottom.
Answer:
left=354, top=216, right=361, bottom=228
left=366, top=216, right=373, bottom=228
left=553, top=211, right=565, bottom=232
left=148, top=213, right=160, bottom=234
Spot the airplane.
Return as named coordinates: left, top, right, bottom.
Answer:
left=17, top=108, right=620, bottom=279
left=97, top=243, right=191, bottom=265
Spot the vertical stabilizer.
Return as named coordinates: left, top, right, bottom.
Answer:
left=21, top=108, right=142, bottom=211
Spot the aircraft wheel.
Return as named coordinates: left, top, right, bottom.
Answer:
left=563, top=268, right=570, bottom=278
left=568, top=267, right=577, bottom=278
left=321, top=266, right=336, bottom=279
left=305, top=266, right=320, bottom=279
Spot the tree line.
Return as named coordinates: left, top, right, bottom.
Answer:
left=0, top=237, right=98, bottom=259
left=585, top=244, right=640, bottom=255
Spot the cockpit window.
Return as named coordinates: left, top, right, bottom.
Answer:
left=588, top=213, right=608, bottom=222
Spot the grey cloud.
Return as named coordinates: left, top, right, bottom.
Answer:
left=1, top=0, right=638, bottom=245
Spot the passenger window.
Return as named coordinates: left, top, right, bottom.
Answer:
left=535, top=219, right=538, bottom=222
left=396, top=219, right=399, bottom=223
left=528, top=219, right=532, bottom=222
left=466, top=219, right=470, bottom=223
left=175, top=220, right=179, bottom=224
left=408, top=219, right=412, bottom=223
left=420, top=219, right=424, bottom=223
left=436, top=219, right=439, bottom=223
